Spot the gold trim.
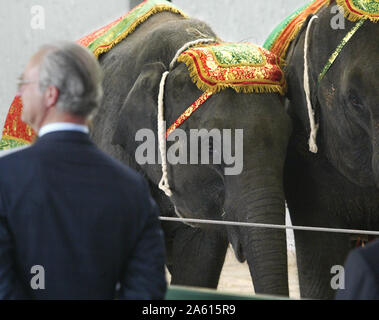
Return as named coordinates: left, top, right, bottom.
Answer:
left=93, top=5, right=188, bottom=57
left=177, top=51, right=286, bottom=95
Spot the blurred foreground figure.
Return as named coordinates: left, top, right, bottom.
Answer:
left=336, top=240, right=379, bottom=300
left=0, top=42, right=167, bottom=300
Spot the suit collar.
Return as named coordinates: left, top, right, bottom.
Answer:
left=38, top=122, right=89, bottom=137
left=34, top=130, right=93, bottom=145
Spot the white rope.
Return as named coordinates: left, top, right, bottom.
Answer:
left=304, top=15, right=319, bottom=153
left=157, top=71, right=172, bottom=197
left=169, top=38, right=215, bottom=70
left=159, top=216, right=379, bottom=236
left=157, top=38, right=216, bottom=197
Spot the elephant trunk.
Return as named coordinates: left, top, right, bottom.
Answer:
left=224, top=168, right=289, bottom=296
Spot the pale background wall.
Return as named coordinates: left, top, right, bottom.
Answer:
left=0, top=0, right=310, bottom=128
left=0, top=0, right=129, bottom=128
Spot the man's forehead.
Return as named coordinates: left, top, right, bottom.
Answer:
left=27, top=52, right=43, bottom=68
left=23, top=61, right=39, bottom=79
left=23, top=51, right=44, bottom=78
left=25, top=47, right=52, bottom=73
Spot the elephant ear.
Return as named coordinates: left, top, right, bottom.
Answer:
left=111, top=62, right=167, bottom=156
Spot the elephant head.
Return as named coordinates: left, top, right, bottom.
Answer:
left=282, top=1, right=379, bottom=299
left=287, top=4, right=379, bottom=188
left=111, top=53, right=292, bottom=295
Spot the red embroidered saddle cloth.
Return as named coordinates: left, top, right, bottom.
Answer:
left=178, top=42, right=286, bottom=95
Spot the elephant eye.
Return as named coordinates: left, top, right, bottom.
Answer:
left=348, top=92, right=363, bottom=109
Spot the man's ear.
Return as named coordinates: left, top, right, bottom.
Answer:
left=44, top=85, right=60, bottom=109
left=111, top=62, right=167, bottom=155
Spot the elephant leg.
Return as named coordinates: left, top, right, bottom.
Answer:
left=294, top=229, right=350, bottom=299
left=168, top=223, right=228, bottom=288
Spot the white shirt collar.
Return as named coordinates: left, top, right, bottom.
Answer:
left=38, top=122, right=89, bottom=137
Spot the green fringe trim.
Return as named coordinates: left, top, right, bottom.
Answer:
left=263, top=0, right=315, bottom=51
left=89, top=1, right=188, bottom=57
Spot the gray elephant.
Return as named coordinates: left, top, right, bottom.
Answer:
left=276, top=1, right=379, bottom=299
left=90, top=8, right=292, bottom=296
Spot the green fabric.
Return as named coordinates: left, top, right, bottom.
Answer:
left=87, top=0, right=183, bottom=54
left=211, top=43, right=264, bottom=66
left=0, top=138, right=28, bottom=151
left=263, top=0, right=314, bottom=50
left=350, top=0, right=379, bottom=14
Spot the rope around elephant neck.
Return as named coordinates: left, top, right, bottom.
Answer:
left=157, top=38, right=216, bottom=197
left=303, top=17, right=367, bottom=154
left=157, top=71, right=172, bottom=197
left=304, top=15, right=319, bottom=153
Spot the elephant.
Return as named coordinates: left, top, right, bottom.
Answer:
left=89, top=10, right=292, bottom=296
left=282, top=2, right=379, bottom=299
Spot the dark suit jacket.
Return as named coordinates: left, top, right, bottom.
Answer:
left=0, top=131, right=167, bottom=299
left=336, top=240, right=379, bottom=300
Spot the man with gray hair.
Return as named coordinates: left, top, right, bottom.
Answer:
left=0, top=42, right=167, bottom=299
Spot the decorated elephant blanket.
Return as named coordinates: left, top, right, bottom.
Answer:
left=0, top=0, right=287, bottom=150
left=263, top=0, right=379, bottom=62
left=337, top=0, right=379, bottom=21
left=165, top=42, right=286, bottom=138
left=263, top=0, right=328, bottom=61
left=177, top=42, right=286, bottom=95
